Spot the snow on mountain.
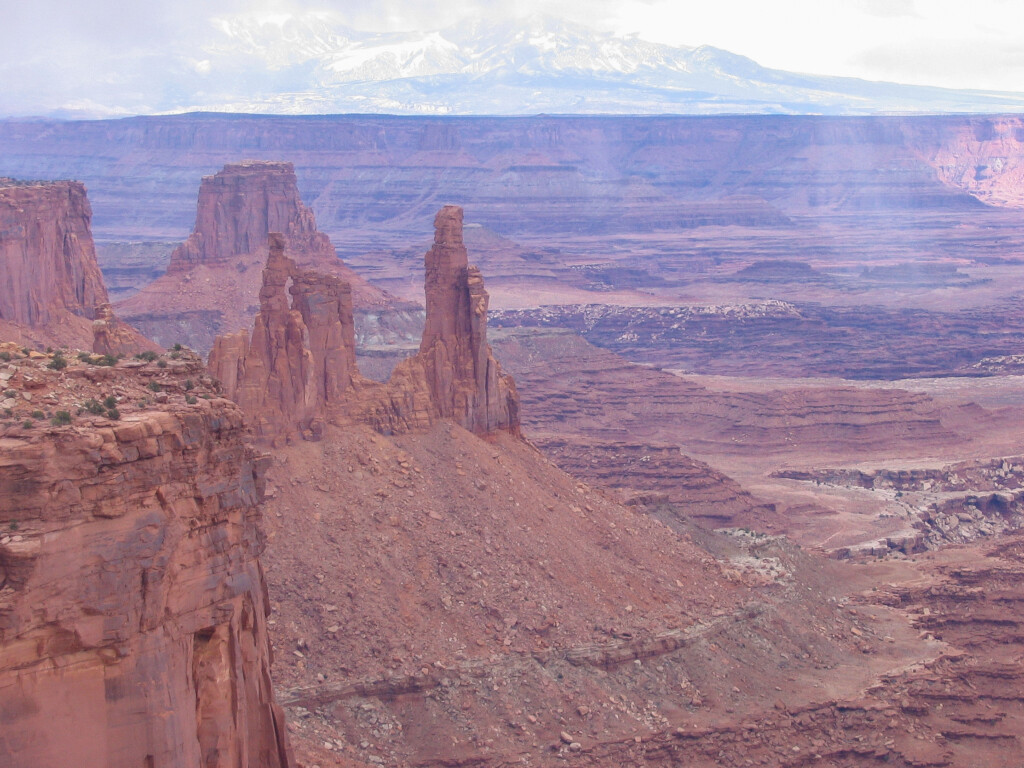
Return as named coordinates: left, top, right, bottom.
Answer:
left=8, top=13, right=1024, bottom=117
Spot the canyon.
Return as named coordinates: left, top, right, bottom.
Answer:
left=0, top=178, right=150, bottom=355
left=0, top=348, right=291, bottom=767
left=3, top=113, right=1024, bottom=766
left=115, top=160, right=414, bottom=355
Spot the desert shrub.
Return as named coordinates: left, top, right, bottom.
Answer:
left=103, top=395, right=117, bottom=409
left=135, top=350, right=158, bottom=362
left=147, top=381, right=162, bottom=392
left=51, top=410, right=71, bottom=425
left=106, top=408, right=120, bottom=420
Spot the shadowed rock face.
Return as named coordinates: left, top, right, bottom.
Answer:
left=209, top=208, right=519, bottom=441
left=0, top=179, right=107, bottom=327
left=0, top=357, right=292, bottom=768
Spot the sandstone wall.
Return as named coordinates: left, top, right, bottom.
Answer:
left=166, top=161, right=335, bottom=275
left=0, top=179, right=107, bottom=327
left=0, top=373, right=292, bottom=767
left=116, top=161, right=396, bottom=353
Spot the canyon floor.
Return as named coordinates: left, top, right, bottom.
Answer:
left=258, top=214, right=1024, bottom=766
left=6, top=114, right=1024, bottom=766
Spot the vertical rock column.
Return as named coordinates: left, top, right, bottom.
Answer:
left=234, top=233, right=317, bottom=442
left=419, top=205, right=519, bottom=435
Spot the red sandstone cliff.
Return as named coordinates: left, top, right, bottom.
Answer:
left=0, top=179, right=107, bottom=327
left=166, top=161, right=337, bottom=275
left=218, top=233, right=359, bottom=443
left=208, top=207, right=519, bottom=441
left=0, top=351, right=292, bottom=768
left=116, top=161, right=394, bottom=352
left=0, top=178, right=153, bottom=353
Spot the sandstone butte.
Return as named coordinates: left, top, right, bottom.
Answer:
left=209, top=205, right=519, bottom=443
left=0, top=178, right=151, bottom=355
left=116, top=161, right=397, bottom=352
left=0, top=349, right=292, bottom=767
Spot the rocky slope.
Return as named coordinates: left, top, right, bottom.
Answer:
left=0, top=179, right=150, bottom=354
left=0, top=345, right=292, bottom=767
left=115, top=161, right=402, bottom=353
left=534, top=437, right=776, bottom=525
left=209, top=206, right=519, bottom=443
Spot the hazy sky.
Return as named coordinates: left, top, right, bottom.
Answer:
left=4, top=0, right=1024, bottom=109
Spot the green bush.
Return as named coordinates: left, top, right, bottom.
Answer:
left=103, top=395, right=117, bottom=409
left=47, top=352, right=67, bottom=370
left=3, top=389, right=15, bottom=399
left=95, top=354, right=117, bottom=367
left=184, top=379, right=194, bottom=391
left=30, top=410, right=44, bottom=420
left=83, top=399, right=105, bottom=415
left=106, top=408, right=120, bottom=420
left=135, top=350, right=158, bottom=362
left=0, top=351, right=10, bottom=362
left=51, top=410, right=72, bottom=425
left=172, top=343, right=183, bottom=352
left=147, top=381, right=162, bottom=392
left=185, top=394, right=198, bottom=404
left=157, top=359, right=168, bottom=368
left=21, top=420, right=33, bottom=429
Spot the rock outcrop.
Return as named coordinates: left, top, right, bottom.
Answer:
left=0, top=178, right=153, bottom=353
left=209, top=207, right=519, bottom=441
left=116, top=161, right=395, bottom=353
left=217, top=233, right=359, bottom=443
left=165, top=161, right=336, bottom=275
left=0, top=179, right=107, bottom=327
left=91, top=301, right=158, bottom=356
left=0, top=351, right=292, bottom=768
left=416, top=205, right=519, bottom=434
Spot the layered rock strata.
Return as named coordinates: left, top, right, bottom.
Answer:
left=0, top=350, right=292, bottom=767
left=116, top=161, right=394, bottom=352
left=0, top=178, right=153, bottom=353
left=0, top=179, right=107, bottom=327
left=209, top=207, right=519, bottom=441
left=165, top=161, right=337, bottom=275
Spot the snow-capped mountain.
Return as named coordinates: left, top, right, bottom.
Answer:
left=9, top=14, right=1024, bottom=117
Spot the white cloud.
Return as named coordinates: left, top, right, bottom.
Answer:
left=4, top=0, right=1024, bottom=114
